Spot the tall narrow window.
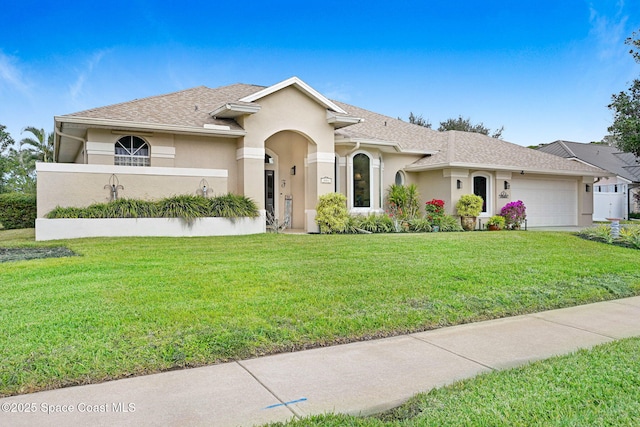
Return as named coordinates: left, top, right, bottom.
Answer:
left=473, top=175, right=488, bottom=213
left=353, top=153, right=371, bottom=208
left=115, top=136, right=150, bottom=166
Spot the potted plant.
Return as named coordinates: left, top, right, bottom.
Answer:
left=455, top=194, right=484, bottom=231
left=486, top=215, right=505, bottom=231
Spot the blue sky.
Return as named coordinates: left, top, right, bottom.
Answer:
left=1, top=1, right=639, bottom=147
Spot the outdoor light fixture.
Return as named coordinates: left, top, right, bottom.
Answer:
left=586, top=184, right=591, bottom=193
left=520, top=170, right=525, bottom=175
left=504, top=180, right=510, bottom=190
left=199, top=178, right=209, bottom=197
left=104, top=174, right=124, bottom=201
left=457, top=179, right=462, bottom=189
left=290, top=166, right=296, bottom=175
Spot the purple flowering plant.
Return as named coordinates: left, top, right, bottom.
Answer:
left=499, top=200, right=526, bottom=229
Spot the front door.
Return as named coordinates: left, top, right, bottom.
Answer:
left=265, top=170, right=275, bottom=218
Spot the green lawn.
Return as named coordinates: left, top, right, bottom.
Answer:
left=1, top=229, right=639, bottom=397
left=269, top=337, right=640, bottom=426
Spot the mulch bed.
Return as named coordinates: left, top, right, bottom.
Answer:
left=0, top=247, right=77, bottom=263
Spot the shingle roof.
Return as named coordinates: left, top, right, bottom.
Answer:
left=333, top=101, right=446, bottom=152
left=333, top=102, right=604, bottom=175
left=66, top=84, right=265, bottom=131
left=538, top=140, right=640, bottom=181
left=59, top=81, right=606, bottom=176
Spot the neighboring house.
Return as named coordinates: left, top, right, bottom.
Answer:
left=39, top=76, right=605, bottom=237
left=537, top=140, right=640, bottom=220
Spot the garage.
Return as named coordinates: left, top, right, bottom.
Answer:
left=510, top=178, right=578, bottom=226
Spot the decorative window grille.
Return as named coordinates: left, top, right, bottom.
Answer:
left=115, top=136, right=150, bottom=166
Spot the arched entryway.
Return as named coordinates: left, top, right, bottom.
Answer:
left=264, top=131, right=314, bottom=230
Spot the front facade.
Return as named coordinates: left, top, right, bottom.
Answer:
left=39, top=77, right=606, bottom=236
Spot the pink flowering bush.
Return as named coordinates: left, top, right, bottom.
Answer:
left=499, top=200, right=526, bottom=229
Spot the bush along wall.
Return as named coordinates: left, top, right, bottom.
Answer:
left=45, top=194, right=259, bottom=220
left=0, top=193, right=37, bottom=229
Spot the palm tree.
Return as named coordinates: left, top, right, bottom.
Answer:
left=20, top=126, right=54, bottom=163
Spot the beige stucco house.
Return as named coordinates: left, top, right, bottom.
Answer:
left=39, top=76, right=606, bottom=237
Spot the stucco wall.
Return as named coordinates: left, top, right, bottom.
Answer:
left=238, top=86, right=337, bottom=226
left=36, top=163, right=227, bottom=218
left=416, top=169, right=455, bottom=215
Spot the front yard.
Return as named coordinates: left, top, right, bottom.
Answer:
left=1, top=229, right=639, bottom=397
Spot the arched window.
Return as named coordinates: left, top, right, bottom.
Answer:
left=115, top=136, right=150, bottom=166
left=353, top=153, right=371, bottom=208
left=395, top=170, right=405, bottom=186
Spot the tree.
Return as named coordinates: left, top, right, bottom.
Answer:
left=20, top=126, right=54, bottom=163
left=438, top=116, right=504, bottom=139
left=0, top=125, right=16, bottom=193
left=0, top=125, right=41, bottom=194
left=408, top=112, right=432, bottom=128
left=608, top=31, right=640, bottom=156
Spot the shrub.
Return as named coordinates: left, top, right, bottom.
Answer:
left=209, top=193, right=259, bottom=218
left=105, top=198, right=158, bottom=218
left=578, top=225, right=614, bottom=244
left=425, top=199, right=445, bottom=226
left=45, top=194, right=258, bottom=221
left=620, top=226, right=640, bottom=249
left=407, top=217, right=432, bottom=232
left=439, top=214, right=464, bottom=232
left=386, top=184, right=420, bottom=219
left=356, top=214, right=395, bottom=233
left=455, top=194, right=484, bottom=217
left=500, top=200, right=527, bottom=229
left=315, top=193, right=349, bottom=234
left=0, top=193, right=37, bottom=229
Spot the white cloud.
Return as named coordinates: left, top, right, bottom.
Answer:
left=588, top=1, right=629, bottom=61
left=68, top=50, right=109, bottom=101
left=0, top=51, right=30, bottom=94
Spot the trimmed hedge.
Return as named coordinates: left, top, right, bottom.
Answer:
left=0, top=193, right=37, bottom=230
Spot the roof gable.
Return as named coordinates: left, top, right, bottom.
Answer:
left=239, top=76, right=348, bottom=114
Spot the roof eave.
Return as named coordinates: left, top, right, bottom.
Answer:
left=405, top=161, right=610, bottom=177
left=335, top=136, right=438, bottom=155
left=209, top=102, right=261, bottom=119
left=55, top=116, right=246, bottom=138
left=326, top=112, right=364, bottom=129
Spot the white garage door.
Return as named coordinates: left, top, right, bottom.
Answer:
left=510, top=178, right=578, bottom=226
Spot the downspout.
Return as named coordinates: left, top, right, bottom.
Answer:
left=54, top=125, right=87, bottom=163
left=346, top=141, right=361, bottom=155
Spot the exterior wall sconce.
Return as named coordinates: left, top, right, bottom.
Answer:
left=456, top=179, right=462, bottom=189
left=504, top=180, right=510, bottom=190
left=290, top=166, right=296, bottom=175
left=586, top=184, right=591, bottom=193
left=104, top=174, right=124, bottom=201
left=198, top=178, right=209, bottom=197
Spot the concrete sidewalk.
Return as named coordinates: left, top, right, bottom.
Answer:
left=2, top=297, right=640, bottom=427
